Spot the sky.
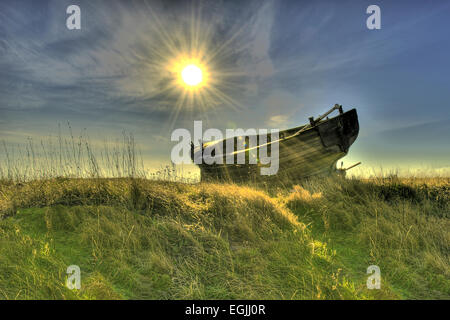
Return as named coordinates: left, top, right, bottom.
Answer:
left=0, top=0, right=449, bottom=176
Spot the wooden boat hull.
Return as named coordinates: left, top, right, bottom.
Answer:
left=193, top=107, right=359, bottom=182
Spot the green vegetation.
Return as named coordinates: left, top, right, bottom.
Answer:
left=0, top=177, right=448, bottom=299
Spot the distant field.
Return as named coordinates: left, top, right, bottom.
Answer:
left=0, top=176, right=448, bottom=299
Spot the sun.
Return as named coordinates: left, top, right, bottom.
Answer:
left=144, top=5, right=245, bottom=123
left=181, top=64, right=203, bottom=86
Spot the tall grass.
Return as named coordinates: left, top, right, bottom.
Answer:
left=0, top=129, right=448, bottom=299
left=0, top=178, right=384, bottom=299
left=0, top=176, right=447, bottom=299
left=0, top=126, right=198, bottom=183
left=283, top=177, right=449, bottom=299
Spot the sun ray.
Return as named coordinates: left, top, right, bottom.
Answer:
left=129, top=2, right=253, bottom=131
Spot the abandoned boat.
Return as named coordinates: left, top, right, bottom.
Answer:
left=191, top=104, right=359, bottom=182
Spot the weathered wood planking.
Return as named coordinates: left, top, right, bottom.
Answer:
left=193, top=107, right=359, bottom=182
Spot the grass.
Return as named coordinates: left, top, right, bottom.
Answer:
left=0, top=131, right=448, bottom=299
left=0, top=176, right=448, bottom=299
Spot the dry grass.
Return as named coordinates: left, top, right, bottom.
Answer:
left=0, top=134, right=448, bottom=299
left=0, top=176, right=448, bottom=299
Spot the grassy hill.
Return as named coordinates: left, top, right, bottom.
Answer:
left=0, top=177, right=448, bottom=299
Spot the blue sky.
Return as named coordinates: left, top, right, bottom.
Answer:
left=0, top=0, right=449, bottom=174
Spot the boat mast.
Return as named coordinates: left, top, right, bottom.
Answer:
left=291, top=104, right=343, bottom=138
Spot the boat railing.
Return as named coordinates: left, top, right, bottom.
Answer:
left=290, top=104, right=343, bottom=138
left=194, top=104, right=347, bottom=158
